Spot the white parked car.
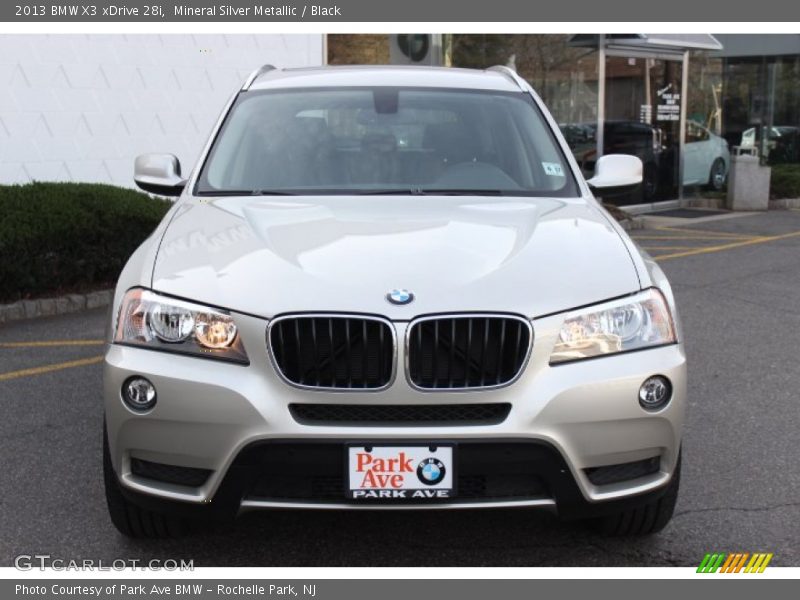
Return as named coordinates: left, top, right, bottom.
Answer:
left=741, top=125, right=800, bottom=162
left=104, top=65, right=686, bottom=538
left=740, top=125, right=799, bottom=148
left=683, top=120, right=730, bottom=190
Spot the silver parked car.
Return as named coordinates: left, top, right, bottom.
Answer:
left=104, top=65, right=686, bottom=538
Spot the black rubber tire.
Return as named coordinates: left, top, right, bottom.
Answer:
left=103, top=425, right=189, bottom=539
left=591, top=453, right=681, bottom=536
left=642, top=162, right=659, bottom=201
left=707, top=158, right=727, bottom=191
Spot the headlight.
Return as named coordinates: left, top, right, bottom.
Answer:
left=114, top=289, right=248, bottom=364
left=550, top=288, right=676, bottom=364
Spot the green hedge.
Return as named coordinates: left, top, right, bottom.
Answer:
left=771, top=164, right=800, bottom=200
left=0, top=182, right=171, bottom=303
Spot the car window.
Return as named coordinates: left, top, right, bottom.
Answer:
left=686, top=121, right=710, bottom=143
left=197, top=87, right=578, bottom=197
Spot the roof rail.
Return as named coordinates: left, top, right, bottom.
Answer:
left=242, top=64, right=277, bottom=91
left=487, top=65, right=526, bottom=91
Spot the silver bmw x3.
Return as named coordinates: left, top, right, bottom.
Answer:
left=103, top=65, right=686, bottom=538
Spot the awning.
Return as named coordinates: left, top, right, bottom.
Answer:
left=569, top=34, right=722, bottom=52
left=712, top=34, right=800, bottom=57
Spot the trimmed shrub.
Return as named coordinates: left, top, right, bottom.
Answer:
left=0, top=182, right=171, bottom=303
left=770, top=164, right=800, bottom=200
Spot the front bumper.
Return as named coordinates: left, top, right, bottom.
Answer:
left=104, top=310, right=687, bottom=516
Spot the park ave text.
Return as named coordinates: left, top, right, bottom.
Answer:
left=16, top=584, right=316, bottom=597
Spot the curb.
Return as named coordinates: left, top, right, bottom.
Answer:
left=619, top=217, right=646, bottom=230
left=603, top=203, right=646, bottom=231
left=0, top=289, right=113, bottom=326
left=682, top=197, right=725, bottom=210
left=768, top=197, right=800, bottom=209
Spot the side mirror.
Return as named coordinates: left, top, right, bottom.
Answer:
left=586, top=154, right=643, bottom=197
left=134, top=154, right=186, bottom=197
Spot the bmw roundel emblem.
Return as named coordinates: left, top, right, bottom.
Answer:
left=386, top=288, right=414, bottom=305
left=417, top=457, right=446, bottom=486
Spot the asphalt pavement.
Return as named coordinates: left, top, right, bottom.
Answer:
left=1, top=210, right=799, bottom=567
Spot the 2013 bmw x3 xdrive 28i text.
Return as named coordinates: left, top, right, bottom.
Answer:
left=104, top=65, right=686, bottom=538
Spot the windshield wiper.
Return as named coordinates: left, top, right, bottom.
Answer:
left=355, top=189, right=420, bottom=195
left=356, top=188, right=505, bottom=196
left=197, top=190, right=297, bottom=196
left=418, top=189, right=504, bottom=196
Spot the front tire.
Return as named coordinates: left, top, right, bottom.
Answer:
left=707, top=158, right=727, bottom=191
left=591, top=453, right=681, bottom=536
left=103, top=425, right=188, bottom=539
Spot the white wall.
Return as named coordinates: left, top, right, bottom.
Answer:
left=0, top=34, right=324, bottom=187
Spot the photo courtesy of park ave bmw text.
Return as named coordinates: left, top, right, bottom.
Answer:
left=0, top=0, right=799, bottom=594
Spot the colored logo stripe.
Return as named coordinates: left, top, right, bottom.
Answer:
left=720, top=553, right=749, bottom=573
left=697, top=552, right=773, bottom=573
left=697, top=553, right=726, bottom=573
left=745, top=553, right=773, bottom=573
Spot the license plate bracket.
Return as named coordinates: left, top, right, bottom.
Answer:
left=346, top=443, right=456, bottom=500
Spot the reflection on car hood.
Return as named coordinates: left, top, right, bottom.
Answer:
left=152, top=195, right=640, bottom=319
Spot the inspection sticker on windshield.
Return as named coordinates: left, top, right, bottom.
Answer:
left=542, top=162, right=565, bottom=176
left=348, top=445, right=454, bottom=499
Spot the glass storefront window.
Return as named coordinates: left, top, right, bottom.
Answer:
left=687, top=51, right=723, bottom=137
left=722, top=59, right=764, bottom=153
left=766, top=56, right=800, bottom=164
left=601, top=56, right=683, bottom=203
left=721, top=55, right=800, bottom=165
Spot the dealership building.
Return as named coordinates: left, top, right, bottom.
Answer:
left=330, top=33, right=800, bottom=206
left=2, top=33, right=798, bottom=208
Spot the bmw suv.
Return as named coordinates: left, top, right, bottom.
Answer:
left=104, top=65, right=685, bottom=538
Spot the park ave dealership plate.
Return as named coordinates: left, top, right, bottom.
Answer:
left=347, top=445, right=454, bottom=499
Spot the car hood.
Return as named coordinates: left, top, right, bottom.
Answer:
left=152, top=195, right=640, bottom=319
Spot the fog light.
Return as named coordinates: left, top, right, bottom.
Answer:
left=638, top=375, right=671, bottom=411
left=122, top=376, right=156, bottom=411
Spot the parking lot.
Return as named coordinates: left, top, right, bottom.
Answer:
left=1, top=210, right=799, bottom=567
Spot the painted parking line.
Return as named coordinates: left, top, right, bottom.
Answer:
left=655, top=229, right=800, bottom=261
left=631, top=235, right=758, bottom=241
left=630, top=223, right=790, bottom=259
left=640, top=246, right=703, bottom=251
left=0, top=355, right=104, bottom=382
left=0, top=339, right=104, bottom=348
left=655, top=226, right=754, bottom=239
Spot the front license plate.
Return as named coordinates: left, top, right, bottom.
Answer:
left=347, top=444, right=454, bottom=500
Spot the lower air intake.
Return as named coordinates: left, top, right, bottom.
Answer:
left=289, top=402, right=511, bottom=426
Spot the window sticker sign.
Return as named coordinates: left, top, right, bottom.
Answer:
left=656, top=83, right=681, bottom=122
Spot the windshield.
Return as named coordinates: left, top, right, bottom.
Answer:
left=196, top=87, right=578, bottom=197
